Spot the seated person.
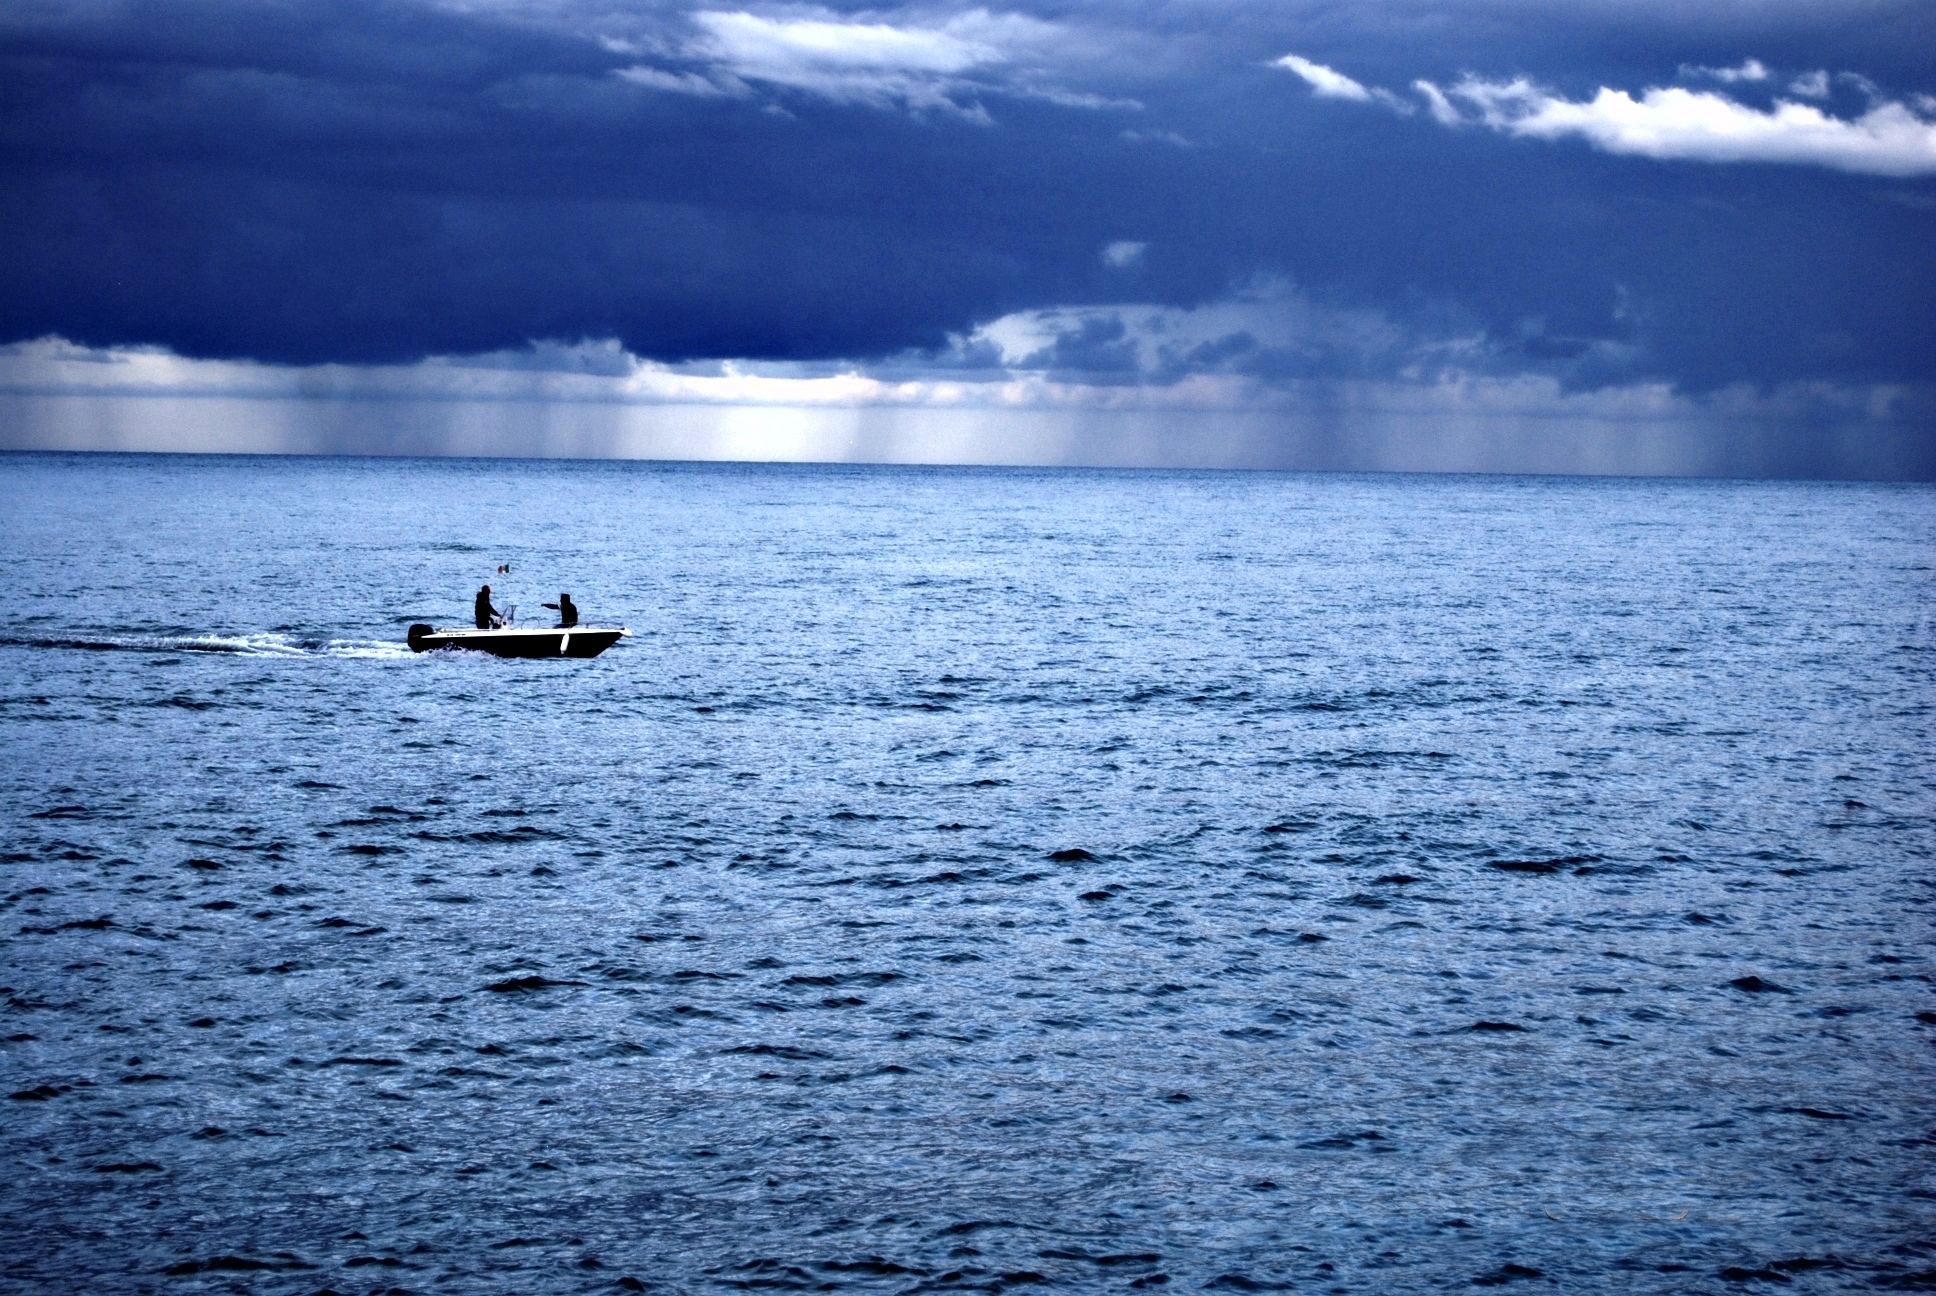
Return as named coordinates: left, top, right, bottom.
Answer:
left=543, top=593, right=579, bottom=628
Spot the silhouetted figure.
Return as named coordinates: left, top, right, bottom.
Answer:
left=475, top=584, right=502, bottom=630
left=543, top=593, right=579, bottom=628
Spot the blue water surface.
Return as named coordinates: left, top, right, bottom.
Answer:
left=1, top=453, right=1932, bottom=1294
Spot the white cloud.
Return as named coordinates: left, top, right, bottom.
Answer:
left=1683, top=58, right=1768, bottom=84
left=1839, top=71, right=1882, bottom=101
left=614, top=8, right=1104, bottom=118
left=695, top=10, right=997, bottom=79
left=953, top=278, right=1456, bottom=386
left=1274, top=53, right=1415, bottom=116
left=1101, top=240, right=1146, bottom=268
left=1286, top=55, right=1936, bottom=171
left=1789, top=70, right=1830, bottom=99
left=1412, top=78, right=1461, bottom=126
left=613, top=65, right=744, bottom=97
left=1274, top=54, right=1371, bottom=102
left=1422, top=75, right=1936, bottom=176
left=1120, top=128, right=1193, bottom=148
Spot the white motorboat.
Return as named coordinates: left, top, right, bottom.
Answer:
left=407, top=623, right=629, bottom=659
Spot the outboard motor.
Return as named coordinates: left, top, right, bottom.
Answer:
left=407, top=623, right=434, bottom=653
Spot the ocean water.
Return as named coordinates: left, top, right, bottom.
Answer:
left=1, top=452, right=1932, bottom=1295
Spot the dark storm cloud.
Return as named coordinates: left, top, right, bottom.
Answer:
left=1, top=0, right=1933, bottom=409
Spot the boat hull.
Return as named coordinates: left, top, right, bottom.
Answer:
left=407, top=624, right=628, bottom=659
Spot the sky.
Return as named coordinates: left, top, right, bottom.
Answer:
left=2, top=0, right=1933, bottom=477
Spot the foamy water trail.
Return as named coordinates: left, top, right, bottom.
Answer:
left=317, top=638, right=416, bottom=660
left=0, top=633, right=414, bottom=659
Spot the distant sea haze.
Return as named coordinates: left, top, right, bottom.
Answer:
left=4, top=366, right=1933, bottom=481
left=2, top=454, right=1932, bottom=1292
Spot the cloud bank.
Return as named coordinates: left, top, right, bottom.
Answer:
left=5, top=294, right=1929, bottom=479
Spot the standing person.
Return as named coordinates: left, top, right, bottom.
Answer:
left=544, top=593, right=578, bottom=628
left=475, top=584, right=501, bottom=629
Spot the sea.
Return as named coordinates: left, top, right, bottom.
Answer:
left=1, top=452, right=1932, bottom=1294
